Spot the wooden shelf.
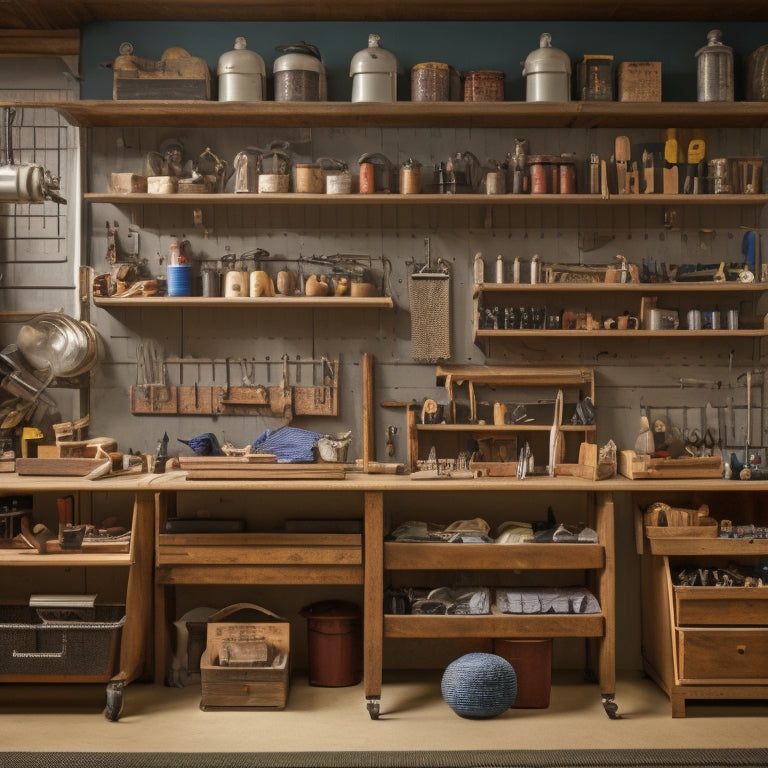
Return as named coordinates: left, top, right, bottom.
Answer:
left=648, top=538, right=768, bottom=556
left=475, top=329, right=768, bottom=339
left=40, top=101, right=768, bottom=130
left=94, top=295, right=393, bottom=309
left=475, top=282, right=768, bottom=296
left=416, top=423, right=596, bottom=433
left=7, top=1, right=768, bottom=30
left=85, top=191, right=768, bottom=207
left=0, top=550, right=132, bottom=566
left=384, top=542, right=604, bottom=570
left=384, top=613, right=605, bottom=638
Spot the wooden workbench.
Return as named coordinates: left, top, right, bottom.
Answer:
left=3, top=472, right=764, bottom=719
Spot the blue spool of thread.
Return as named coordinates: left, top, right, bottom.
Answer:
left=167, top=264, right=192, bottom=297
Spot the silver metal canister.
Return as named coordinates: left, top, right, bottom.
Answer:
left=696, top=30, right=734, bottom=102
left=350, top=33, right=398, bottom=103
left=217, top=37, right=266, bottom=102
left=522, top=33, right=571, bottom=103
left=274, top=42, right=327, bottom=102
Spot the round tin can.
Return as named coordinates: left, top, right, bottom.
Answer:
left=399, top=159, right=421, bottom=195
left=326, top=171, right=352, bottom=195
left=559, top=160, right=576, bottom=194
left=464, top=70, right=505, bottom=102
left=411, top=62, right=450, bottom=101
left=529, top=155, right=559, bottom=194
left=295, top=164, right=323, bottom=193
left=696, top=29, right=734, bottom=102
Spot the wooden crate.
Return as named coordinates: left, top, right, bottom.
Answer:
left=200, top=603, right=290, bottom=711
left=619, top=450, right=722, bottom=479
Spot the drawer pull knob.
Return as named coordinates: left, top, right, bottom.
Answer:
left=737, top=646, right=746, bottom=655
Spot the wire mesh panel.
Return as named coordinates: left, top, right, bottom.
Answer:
left=409, top=272, right=451, bottom=362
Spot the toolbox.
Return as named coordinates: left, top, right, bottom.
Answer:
left=200, top=602, right=290, bottom=710
left=0, top=604, right=125, bottom=682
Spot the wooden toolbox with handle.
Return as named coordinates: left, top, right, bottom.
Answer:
left=200, top=603, right=290, bottom=711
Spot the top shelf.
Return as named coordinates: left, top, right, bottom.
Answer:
left=7, top=1, right=768, bottom=28
left=36, top=100, right=768, bottom=130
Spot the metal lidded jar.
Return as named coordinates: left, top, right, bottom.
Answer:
left=411, top=62, right=450, bottom=102
left=350, top=33, right=398, bottom=103
left=273, top=42, right=327, bottom=102
left=696, top=29, right=734, bottom=102
left=217, top=36, right=266, bottom=102
left=522, top=33, right=572, bottom=103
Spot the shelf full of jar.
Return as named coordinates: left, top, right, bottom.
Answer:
left=93, top=295, right=394, bottom=309
left=474, top=282, right=768, bottom=298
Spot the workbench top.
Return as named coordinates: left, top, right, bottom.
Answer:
left=2, top=470, right=766, bottom=494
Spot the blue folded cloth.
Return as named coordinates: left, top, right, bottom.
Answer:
left=251, top=426, right=323, bottom=463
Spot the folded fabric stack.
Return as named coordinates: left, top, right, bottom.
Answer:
left=493, top=586, right=601, bottom=614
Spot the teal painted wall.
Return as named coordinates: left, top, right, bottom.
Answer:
left=81, top=20, right=768, bottom=101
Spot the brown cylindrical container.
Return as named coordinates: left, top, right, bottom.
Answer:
left=464, top=70, right=505, bottom=102
left=559, top=161, right=576, bottom=194
left=295, top=164, right=323, bottom=193
left=399, top=158, right=421, bottom=195
left=359, top=162, right=375, bottom=194
left=411, top=62, right=450, bottom=101
left=529, top=155, right=559, bottom=194
left=300, top=600, right=362, bottom=687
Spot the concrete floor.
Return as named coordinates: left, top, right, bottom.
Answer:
left=1, top=671, right=768, bottom=753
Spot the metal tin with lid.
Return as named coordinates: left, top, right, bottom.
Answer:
left=274, top=42, right=327, bottom=102
left=350, top=33, right=398, bottom=103
left=217, top=37, right=266, bottom=102
left=696, top=29, right=734, bottom=102
left=522, top=33, right=572, bottom=103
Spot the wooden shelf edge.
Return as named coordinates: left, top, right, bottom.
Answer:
left=0, top=551, right=132, bottom=566
left=475, top=282, right=768, bottom=294
left=475, top=329, right=768, bottom=339
left=94, top=296, right=393, bottom=309
left=84, top=191, right=768, bottom=207
left=31, top=100, right=768, bottom=129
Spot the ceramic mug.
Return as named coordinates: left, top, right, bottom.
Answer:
left=617, top=314, right=638, bottom=330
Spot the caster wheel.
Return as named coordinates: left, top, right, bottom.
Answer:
left=104, top=680, right=124, bottom=721
left=366, top=698, right=380, bottom=720
left=601, top=695, right=620, bottom=720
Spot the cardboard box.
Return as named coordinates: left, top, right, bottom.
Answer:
left=200, top=603, right=290, bottom=711
left=618, top=62, right=662, bottom=102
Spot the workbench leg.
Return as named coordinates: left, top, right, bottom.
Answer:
left=105, top=491, right=154, bottom=720
left=594, top=491, right=619, bottom=719
left=363, top=491, right=384, bottom=719
left=154, top=492, right=175, bottom=685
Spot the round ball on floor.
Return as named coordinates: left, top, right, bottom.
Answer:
left=441, top=652, right=518, bottom=719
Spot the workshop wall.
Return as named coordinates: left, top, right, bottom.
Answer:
left=5, top=19, right=768, bottom=671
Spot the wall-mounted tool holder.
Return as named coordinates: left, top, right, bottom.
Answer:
left=129, top=355, right=338, bottom=418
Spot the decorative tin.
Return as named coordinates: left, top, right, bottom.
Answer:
left=411, top=62, right=450, bottom=101
left=273, top=42, right=326, bottom=102
left=577, top=54, right=614, bottom=101
left=399, top=158, right=421, bottom=195
left=464, top=70, right=505, bottom=102
left=696, top=30, right=734, bottom=102
left=746, top=44, right=768, bottom=101
left=618, top=61, right=661, bottom=102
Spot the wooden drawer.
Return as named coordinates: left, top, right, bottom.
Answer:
left=674, top=586, right=768, bottom=626
left=678, top=628, right=768, bottom=681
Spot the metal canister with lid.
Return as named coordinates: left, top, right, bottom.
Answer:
left=696, top=30, right=734, bottom=102
left=464, top=70, right=505, bottom=102
left=273, top=42, right=327, bottom=102
left=350, top=33, right=398, bottom=103
left=522, top=33, right=572, bottom=103
left=411, top=62, right=450, bottom=101
left=217, top=37, right=266, bottom=102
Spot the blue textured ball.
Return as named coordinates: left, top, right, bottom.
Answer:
left=441, top=652, right=518, bottom=719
